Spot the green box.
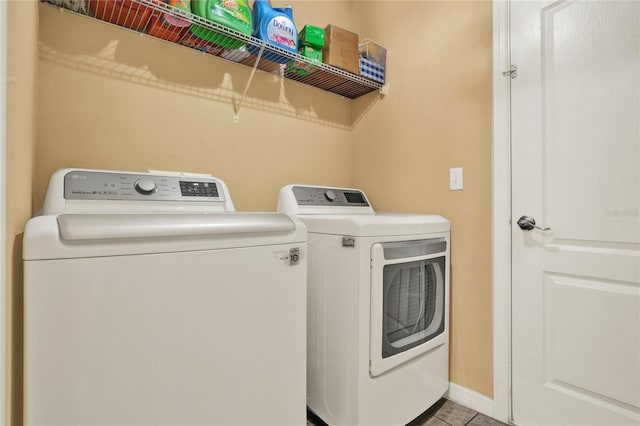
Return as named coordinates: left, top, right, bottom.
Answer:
left=298, top=25, right=325, bottom=49
left=288, top=46, right=323, bottom=77
left=300, top=45, right=322, bottom=64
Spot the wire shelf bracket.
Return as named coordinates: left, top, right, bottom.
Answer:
left=233, top=44, right=265, bottom=123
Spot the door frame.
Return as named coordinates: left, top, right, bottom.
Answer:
left=0, top=0, right=7, bottom=421
left=492, top=0, right=512, bottom=423
left=0, top=0, right=6, bottom=420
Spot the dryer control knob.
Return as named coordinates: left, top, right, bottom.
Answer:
left=134, top=179, right=157, bottom=195
left=324, top=190, right=337, bottom=202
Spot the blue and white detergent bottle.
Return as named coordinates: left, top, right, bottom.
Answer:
left=248, top=0, right=298, bottom=63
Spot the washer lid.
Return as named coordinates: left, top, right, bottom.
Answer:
left=24, top=213, right=307, bottom=260
left=296, top=213, right=450, bottom=236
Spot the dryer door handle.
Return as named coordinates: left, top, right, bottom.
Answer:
left=57, top=213, right=296, bottom=241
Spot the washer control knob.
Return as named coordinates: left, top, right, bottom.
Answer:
left=324, top=189, right=337, bottom=202
left=134, top=179, right=157, bottom=195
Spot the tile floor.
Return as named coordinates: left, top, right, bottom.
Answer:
left=307, top=398, right=509, bottom=426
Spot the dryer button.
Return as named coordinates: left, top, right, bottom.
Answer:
left=134, top=179, right=157, bottom=195
left=324, top=190, right=337, bottom=201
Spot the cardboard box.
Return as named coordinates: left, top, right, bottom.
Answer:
left=323, top=25, right=359, bottom=75
left=298, top=25, right=324, bottom=49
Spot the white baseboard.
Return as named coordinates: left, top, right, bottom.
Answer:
left=446, top=382, right=495, bottom=419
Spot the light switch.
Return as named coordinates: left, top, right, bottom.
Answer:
left=450, top=167, right=463, bottom=190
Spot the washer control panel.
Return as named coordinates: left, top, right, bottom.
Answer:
left=64, top=170, right=224, bottom=202
left=292, top=186, right=369, bottom=207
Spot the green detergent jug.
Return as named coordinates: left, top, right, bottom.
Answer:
left=190, top=0, right=252, bottom=49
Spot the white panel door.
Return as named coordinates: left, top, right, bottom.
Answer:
left=511, top=1, right=640, bottom=425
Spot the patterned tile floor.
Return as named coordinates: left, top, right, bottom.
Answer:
left=307, top=398, right=509, bottom=426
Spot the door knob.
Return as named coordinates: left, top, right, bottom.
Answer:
left=517, top=215, right=550, bottom=231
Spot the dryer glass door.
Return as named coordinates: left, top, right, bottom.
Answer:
left=370, top=238, right=448, bottom=377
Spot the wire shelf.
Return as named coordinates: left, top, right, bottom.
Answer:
left=42, top=0, right=384, bottom=100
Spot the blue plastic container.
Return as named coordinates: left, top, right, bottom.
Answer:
left=248, top=0, right=298, bottom=64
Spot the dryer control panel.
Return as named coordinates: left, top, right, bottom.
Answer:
left=64, top=170, right=225, bottom=202
left=41, top=169, right=235, bottom=214
left=291, top=186, right=369, bottom=207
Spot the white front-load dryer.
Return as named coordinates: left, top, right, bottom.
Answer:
left=278, top=185, right=450, bottom=426
left=24, top=169, right=307, bottom=426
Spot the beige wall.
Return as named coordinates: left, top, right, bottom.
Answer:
left=7, top=1, right=39, bottom=423
left=35, top=1, right=358, bottom=212
left=6, top=0, right=494, bottom=421
left=351, top=1, right=494, bottom=397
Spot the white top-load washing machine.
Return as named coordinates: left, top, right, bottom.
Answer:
left=24, top=169, right=307, bottom=426
left=278, top=185, right=450, bottom=426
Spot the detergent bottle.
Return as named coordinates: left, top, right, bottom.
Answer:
left=248, top=0, right=298, bottom=63
left=190, top=0, right=252, bottom=49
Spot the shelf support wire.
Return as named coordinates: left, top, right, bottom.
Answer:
left=233, top=44, right=265, bottom=123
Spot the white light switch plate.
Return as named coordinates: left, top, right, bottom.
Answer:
left=450, top=167, right=463, bottom=190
